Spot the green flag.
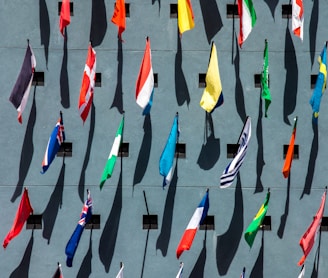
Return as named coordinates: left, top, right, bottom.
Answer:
left=261, top=39, right=271, bottom=117
left=100, top=116, right=124, bottom=189
left=244, top=191, right=270, bottom=248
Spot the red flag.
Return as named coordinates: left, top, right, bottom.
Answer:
left=3, top=188, right=33, bottom=248
left=52, top=263, right=64, bottom=278
left=297, top=190, right=326, bottom=266
left=111, top=0, right=126, bottom=41
left=78, top=45, right=96, bottom=123
left=282, top=117, right=297, bottom=178
left=59, top=0, right=71, bottom=36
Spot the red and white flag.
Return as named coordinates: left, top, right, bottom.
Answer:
left=59, top=0, right=70, bottom=36
left=52, top=263, right=64, bottom=278
left=292, top=0, right=304, bottom=41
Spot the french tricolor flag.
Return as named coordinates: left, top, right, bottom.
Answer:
left=136, top=37, right=154, bottom=115
left=176, top=189, right=209, bottom=259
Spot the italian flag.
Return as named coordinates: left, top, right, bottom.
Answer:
left=238, top=0, right=257, bottom=47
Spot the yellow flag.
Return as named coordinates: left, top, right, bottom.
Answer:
left=178, top=0, right=195, bottom=34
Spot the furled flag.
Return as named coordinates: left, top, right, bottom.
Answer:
left=176, top=189, right=209, bottom=259
left=292, top=0, right=304, bottom=41
left=52, top=263, right=64, bottom=278
left=9, top=42, right=36, bottom=124
left=220, top=117, right=252, bottom=188
left=178, top=0, right=195, bottom=35
left=111, top=0, right=126, bottom=41
left=100, top=116, right=124, bottom=189
left=78, top=45, right=96, bottom=123
left=159, top=113, right=179, bottom=187
left=116, top=263, right=124, bottom=278
left=240, top=267, right=246, bottom=278
left=309, top=43, right=327, bottom=123
left=298, top=264, right=305, bottom=278
left=261, top=39, right=271, bottom=117
left=244, top=190, right=270, bottom=248
left=65, top=190, right=92, bottom=267
left=238, top=0, right=257, bottom=47
left=176, top=262, right=184, bottom=278
left=3, top=188, right=33, bottom=248
left=200, top=42, right=224, bottom=113
left=282, top=117, right=297, bottom=178
left=297, top=189, right=326, bottom=266
left=59, top=0, right=70, bottom=36
left=41, top=112, right=65, bottom=174
left=136, top=37, right=154, bottom=115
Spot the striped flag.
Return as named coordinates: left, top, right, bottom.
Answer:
left=159, top=113, right=179, bottom=187
left=240, top=267, right=246, bottom=278
left=41, top=112, right=65, bottom=174
left=79, top=45, right=96, bottom=123
left=111, top=0, right=126, bottom=41
left=176, top=190, right=209, bottom=259
left=9, top=43, right=36, bottom=124
left=52, top=263, right=64, bottom=278
left=59, top=0, right=70, bottom=36
left=292, top=0, right=304, bottom=41
left=238, top=0, right=257, bottom=47
left=116, top=263, right=124, bottom=278
left=282, top=117, right=297, bottom=178
left=136, top=37, right=154, bottom=115
left=65, top=190, right=92, bottom=267
left=176, top=262, right=184, bottom=278
left=298, top=264, right=305, bottom=278
left=220, top=117, right=252, bottom=188
left=100, top=116, right=124, bottom=189
left=178, top=0, right=195, bottom=35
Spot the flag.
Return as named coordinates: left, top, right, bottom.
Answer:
left=136, top=37, right=154, bottom=115
left=200, top=42, right=224, bottom=113
left=238, top=0, right=257, bottom=47
left=3, top=188, right=33, bottom=248
left=111, top=0, right=126, bottom=41
left=261, top=39, right=271, bottom=117
left=116, top=263, right=124, bottom=278
left=41, top=112, right=65, bottom=174
left=240, top=267, right=246, bottom=278
left=52, top=263, right=64, bottom=278
left=59, top=0, right=70, bottom=36
left=292, top=0, right=304, bottom=41
left=78, top=45, right=96, bottom=123
left=159, top=113, right=179, bottom=187
left=309, top=43, right=327, bottom=123
left=297, top=190, right=326, bottom=266
left=244, top=191, right=270, bottom=248
left=178, top=0, right=195, bottom=35
left=298, top=264, right=305, bottom=278
left=220, top=117, right=252, bottom=188
left=9, top=43, right=36, bottom=124
left=176, top=262, right=184, bottom=278
left=65, top=190, right=92, bottom=267
left=176, top=190, right=209, bottom=259
left=100, top=116, right=124, bottom=189
left=282, top=117, right=297, bottom=178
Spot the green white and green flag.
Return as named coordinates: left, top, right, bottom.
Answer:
left=261, top=39, right=271, bottom=117
left=100, top=116, right=124, bottom=189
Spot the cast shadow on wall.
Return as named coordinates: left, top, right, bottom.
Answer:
left=263, top=0, right=279, bottom=19
left=111, top=39, right=124, bottom=114
left=42, top=161, right=65, bottom=244
left=189, top=235, right=207, bottom=278
left=309, top=230, right=322, bottom=278
left=277, top=175, right=291, bottom=239
left=216, top=174, right=243, bottom=275
left=249, top=230, right=264, bottom=278
left=99, top=171, right=122, bottom=273
left=77, top=231, right=93, bottom=278
left=39, top=0, right=50, bottom=69
left=78, top=103, right=96, bottom=202
left=152, top=0, right=161, bottom=14
left=255, top=97, right=264, bottom=193
left=89, top=0, right=107, bottom=47
left=60, top=29, right=70, bottom=109
left=11, top=88, right=37, bottom=203
left=309, top=0, right=319, bottom=68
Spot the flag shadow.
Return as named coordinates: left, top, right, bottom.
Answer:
left=255, top=96, right=264, bottom=193
left=309, top=0, right=319, bottom=68
left=11, top=87, right=36, bottom=203
left=77, top=230, right=93, bottom=278
left=277, top=174, right=291, bottom=238
left=263, top=0, right=279, bottom=20
left=249, top=229, right=264, bottom=278
left=39, top=0, right=50, bottom=69
left=189, top=233, right=207, bottom=278
left=310, top=229, right=322, bottom=278
left=60, top=28, right=70, bottom=108
left=216, top=174, right=243, bottom=275
left=152, top=0, right=161, bottom=14
left=89, top=0, right=107, bottom=47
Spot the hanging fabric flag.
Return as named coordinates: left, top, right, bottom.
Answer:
left=52, top=263, right=64, bottom=278
left=176, top=189, right=209, bottom=259
left=200, top=42, right=224, bottom=113
left=238, top=0, right=257, bottom=47
left=78, top=44, right=96, bottom=123
left=297, top=189, right=326, bottom=266
left=136, top=37, right=154, bottom=115
left=41, top=112, right=65, bottom=174
left=176, top=262, right=184, bottom=278
left=59, top=0, right=70, bottom=36
left=244, top=190, right=270, bottom=248
left=100, top=116, right=124, bottom=189
left=178, top=0, right=195, bottom=35
left=111, top=0, right=126, bottom=41
left=282, top=117, right=297, bottom=178
left=3, top=188, right=33, bottom=248
left=65, top=190, right=92, bottom=267
left=240, top=267, right=246, bottom=278
left=9, top=42, right=36, bottom=124
left=116, top=263, right=124, bottom=278
left=220, top=117, right=252, bottom=188
left=261, top=39, right=271, bottom=117
left=292, top=0, right=304, bottom=41
left=159, top=113, right=179, bottom=187
left=309, top=43, right=327, bottom=123
left=298, top=264, right=305, bottom=278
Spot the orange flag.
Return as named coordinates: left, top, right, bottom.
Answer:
left=111, top=0, right=126, bottom=41
left=59, top=0, right=70, bottom=36
left=282, top=117, right=298, bottom=178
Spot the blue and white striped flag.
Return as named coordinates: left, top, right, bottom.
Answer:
left=220, top=117, right=251, bottom=188
left=298, top=264, right=305, bottom=278
left=176, top=262, right=184, bottom=278
left=116, top=263, right=124, bottom=278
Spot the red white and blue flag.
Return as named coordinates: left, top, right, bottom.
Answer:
left=176, top=190, right=209, bottom=259
left=240, top=267, right=246, bottom=278
left=41, top=112, right=65, bottom=174
left=9, top=43, right=36, bottom=124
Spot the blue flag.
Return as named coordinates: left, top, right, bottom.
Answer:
left=65, top=190, right=92, bottom=267
left=159, top=113, right=179, bottom=187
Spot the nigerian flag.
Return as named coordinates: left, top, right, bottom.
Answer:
left=261, top=39, right=271, bottom=117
